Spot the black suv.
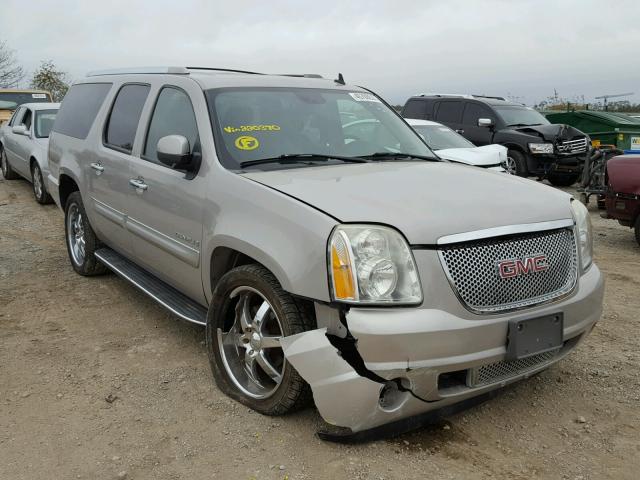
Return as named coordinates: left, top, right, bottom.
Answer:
left=401, top=94, right=589, bottom=186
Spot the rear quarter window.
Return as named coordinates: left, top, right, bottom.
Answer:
left=402, top=99, right=428, bottom=119
left=53, top=83, right=112, bottom=139
left=435, top=101, right=464, bottom=123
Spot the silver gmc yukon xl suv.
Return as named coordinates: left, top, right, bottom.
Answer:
left=48, top=67, right=604, bottom=437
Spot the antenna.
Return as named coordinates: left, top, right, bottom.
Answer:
left=594, top=92, right=634, bottom=111
left=335, top=73, right=345, bottom=85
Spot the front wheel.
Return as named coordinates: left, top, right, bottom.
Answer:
left=506, top=149, right=528, bottom=176
left=64, top=191, right=108, bottom=276
left=1, top=147, right=19, bottom=180
left=206, top=264, right=314, bottom=415
left=548, top=171, right=580, bottom=187
left=31, top=162, right=52, bottom=204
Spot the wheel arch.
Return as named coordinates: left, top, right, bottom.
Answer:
left=59, top=172, right=80, bottom=209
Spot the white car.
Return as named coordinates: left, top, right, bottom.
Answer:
left=0, top=102, right=60, bottom=203
left=406, top=118, right=509, bottom=172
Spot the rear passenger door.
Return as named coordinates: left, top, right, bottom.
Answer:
left=89, top=83, right=149, bottom=258
left=461, top=102, right=496, bottom=146
left=125, top=84, right=206, bottom=303
left=434, top=101, right=464, bottom=133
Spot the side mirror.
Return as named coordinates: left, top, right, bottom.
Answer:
left=478, top=118, right=494, bottom=128
left=12, top=125, right=28, bottom=136
left=157, top=135, right=193, bottom=170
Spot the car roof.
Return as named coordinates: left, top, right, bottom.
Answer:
left=409, top=95, right=522, bottom=107
left=18, top=102, right=61, bottom=111
left=80, top=67, right=369, bottom=93
left=405, top=118, right=441, bottom=126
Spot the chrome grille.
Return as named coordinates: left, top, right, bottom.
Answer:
left=439, top=228, right=578, bottom=313
left=467, top=349, right=559, bottom=387
left=557, top=137, right=588, bottom=154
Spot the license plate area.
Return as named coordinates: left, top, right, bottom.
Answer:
left=506, top=313, right=563, bottom=361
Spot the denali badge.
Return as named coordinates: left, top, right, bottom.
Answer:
left=498, top=254, right=549, bottom=279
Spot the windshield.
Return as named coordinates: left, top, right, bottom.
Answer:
left=0, top=92, right=51, bottom=110
left=494, top=106, right=550, bottom=127
left=411, top=124, right=475, bottom=150
left=206, top=87, right=436, bottom=169
left=35, top=109, right=58, bottom=138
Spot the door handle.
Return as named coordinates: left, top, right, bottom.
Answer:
left=129, top=178, right=148, bottom=192
left=456, top=129, right=465, bottom=134
left=90, top=162, right=104, bottom=175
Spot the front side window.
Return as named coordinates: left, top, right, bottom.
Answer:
left=105, top=84, right=150, bottom=152
left=35, top=109, right=58, bottom=138
left=462, top=103, right=495, bottom=126
left=412, top=124, right=475, bottom=150
left=494, top=106, right=550, bottom=127
left=206, top=87, right=435, bottom=170
left=144, top=87, right=199, bottom=164
left=21, top=109, right=33, bottom=130
left=435, top=101, right=464, bottom=123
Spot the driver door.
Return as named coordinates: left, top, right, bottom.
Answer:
left=126, top=85, right=206, bottom=304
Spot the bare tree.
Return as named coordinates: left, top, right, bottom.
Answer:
left=30, top=60, right=69, bottom=101
left=0, top=40, right=25, bottom=87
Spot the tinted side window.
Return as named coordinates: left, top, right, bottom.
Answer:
left=435, top=101, right=464, bottom=123
left=53, top=83, right=112, bottom=139
left=402, top=99, right=427, bottom=119
left=104, top=84, right=150, bottom=152
left=144, top=87, right=198, bottom=164
left=462, top=103, right=495, bottom=125
left=21, top=109, right=33, bottom=129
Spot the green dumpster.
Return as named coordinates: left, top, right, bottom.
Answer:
left=544, top=110, right=640, bottom=151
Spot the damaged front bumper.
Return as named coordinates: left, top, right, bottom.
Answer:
left=281, top=264, right=604, bottom=437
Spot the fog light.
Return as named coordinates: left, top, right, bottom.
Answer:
left=378, top=380, right=410, bottom=411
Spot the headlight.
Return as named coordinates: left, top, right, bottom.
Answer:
left=570, top=200, right=593, bottom=271
left=328, top=224, right=422, bottom=305
left=529, top=143, right=554, bottom=154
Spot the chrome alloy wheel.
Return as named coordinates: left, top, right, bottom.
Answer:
left=67, top=203, right=86, bottom=266
left=217, top=286, right=285, bottom=399
left=504, top=155, right=517, bottom=175
left=33, top=166, right=43, bottom=198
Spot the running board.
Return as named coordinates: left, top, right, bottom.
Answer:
left=94, top=248, right=207, bottom=326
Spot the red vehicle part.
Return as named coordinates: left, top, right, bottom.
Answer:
left=605, top=155, right=640, bottom=245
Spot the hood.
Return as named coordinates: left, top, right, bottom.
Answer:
left=436, top=144, right=506, bottom=166
left=512, top=123, right=586, bottom=142
left=242, top=162, right=573, bottom=244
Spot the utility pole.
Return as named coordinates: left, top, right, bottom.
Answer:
left=595, top=92, right=634, bottom=111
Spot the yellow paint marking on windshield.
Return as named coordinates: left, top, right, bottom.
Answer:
left=235, top=136, right=260, bottom=151
left=224, top=124, right=280, bottom=133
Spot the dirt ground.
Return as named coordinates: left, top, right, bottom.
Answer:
left=1, top=174, right=638, bottom=480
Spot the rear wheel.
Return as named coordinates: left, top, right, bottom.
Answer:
left=635, top=216, right=640, bottom=247
left=206, top=264, right=314, bottom=415
left=506, top=149, right=528, bottom=176
left=31, top=162, right=52, bottom=204
left=64, top=191, right=108, bottom=276
left=548, top=171, right=580, bottom=187
left=1, top=147, right=19, bottom=180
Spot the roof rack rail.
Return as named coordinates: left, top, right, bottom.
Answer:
left=185, top=67, right=264, bottom=75
left=277, top=73, right=324, bottom=78
left=415, top=93, right=507, bottom=101
left=87, top=66, right=190, bottom=76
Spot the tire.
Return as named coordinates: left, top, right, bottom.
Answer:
left=31, top=162, right=53, bottom=205
left=505, top=149, right=528, bottom=176
left=635, top=216, right=640, bottom=247
left=1, top=147, right=19, bottom=180
left=206, top=264, right=314, bottom=416
left=548, top=172, right=580, bottom=187
left=64, top=191, right=108, bottom=276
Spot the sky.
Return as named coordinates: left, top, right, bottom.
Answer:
left=1, top=0, right=639, bottom=106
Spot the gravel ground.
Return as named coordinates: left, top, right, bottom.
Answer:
left=1, top=174, right=639, bottom=480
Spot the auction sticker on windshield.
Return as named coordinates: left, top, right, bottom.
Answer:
left=234, top=136, right=260, bottom=151
left=349, top=92, right=381, bottom=103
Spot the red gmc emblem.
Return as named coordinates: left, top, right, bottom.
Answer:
left=497, top=254, right=549, bottom=279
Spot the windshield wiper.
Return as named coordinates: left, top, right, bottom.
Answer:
left=240, top=153, right=368, bottom=169
left=360, top=152, right=439, bottom=162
